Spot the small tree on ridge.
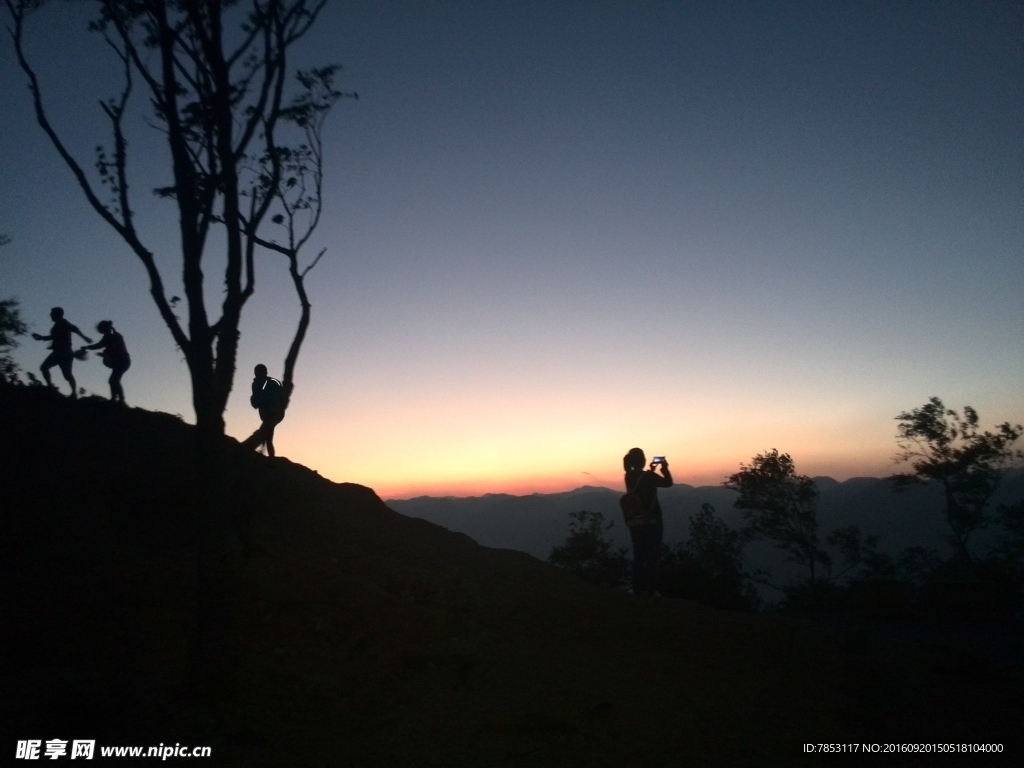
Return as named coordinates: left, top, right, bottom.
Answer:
left=726, top=449, right=829, bottom=587
left=891, top=397, right=1023, bottom=564
left=726, top=449, right=885, bottom=606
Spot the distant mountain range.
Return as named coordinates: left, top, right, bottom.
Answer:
left=388, top=472, right=1024, bottom=574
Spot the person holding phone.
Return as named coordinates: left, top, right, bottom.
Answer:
left=623, top=447, right=673, bottom=595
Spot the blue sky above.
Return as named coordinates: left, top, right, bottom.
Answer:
left=2, top=0, right=1022, bottom=497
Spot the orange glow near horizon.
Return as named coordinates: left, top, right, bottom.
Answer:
left=218, top=346, right=1017, bottom=503
left=358, top=454, right=898, bottom=501
left=265, top=392, right=900, bottom=500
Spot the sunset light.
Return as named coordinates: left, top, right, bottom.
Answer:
left=3, top=0, right=1021, bottom=502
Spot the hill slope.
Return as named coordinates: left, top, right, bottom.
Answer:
left=2, top=386, right=1020, bottom=766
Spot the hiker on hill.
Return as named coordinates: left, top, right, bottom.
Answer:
left=622, top=448, right=673, bottom=595
left=80, top=320, right=131, bottom=403
left=241, top=364, right=286, bottom=457
left=31, top=306, right=92, bottom=398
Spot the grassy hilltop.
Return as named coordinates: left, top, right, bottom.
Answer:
left=1, top=385, right=1020, bottom=766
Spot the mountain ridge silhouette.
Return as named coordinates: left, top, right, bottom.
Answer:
left=2, top=385, right=1019, bottom=765
left=389, top=473, right=1024, bottom=566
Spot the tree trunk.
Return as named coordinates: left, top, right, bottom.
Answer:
left=187, top=362, right=237, bottom=703
left=189, top=424, right=238, bottom=703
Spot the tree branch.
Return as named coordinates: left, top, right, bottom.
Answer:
left=6, top=0, right=189, bottom=353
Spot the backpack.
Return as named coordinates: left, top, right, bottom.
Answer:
left=254, top=377, right=285, bottom=411
left=101, top=332, right=128, bottom=368
left=620, top=472, right=655, bottom=528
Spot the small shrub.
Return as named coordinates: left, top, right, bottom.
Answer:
left=549, top=510, right=630, bottom=589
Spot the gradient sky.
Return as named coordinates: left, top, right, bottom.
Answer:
left=2, top=0, right=1022, bottom=499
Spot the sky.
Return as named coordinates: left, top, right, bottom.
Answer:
left=1, top=0, right=1022, bottom=499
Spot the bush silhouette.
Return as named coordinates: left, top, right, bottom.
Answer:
left=0, top=295, right=27, bottom=384
left=548, top=510, right=629, bottom=589
left=658, top=504, right=759, bottom=610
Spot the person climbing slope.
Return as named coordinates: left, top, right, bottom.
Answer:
left=80, top=320, right=131, bottom=403
left=241, top=364, right=286, bottom=456
left=32, top=306, right=92, bottom=397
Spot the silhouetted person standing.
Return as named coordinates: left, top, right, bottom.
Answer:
left=32, top=307, right=91, bottom=398
left=80, top=320, right=131, bottom=403
left=241, top=364, right=286, bottom=456
left=623, top=448, right=673, bottom=595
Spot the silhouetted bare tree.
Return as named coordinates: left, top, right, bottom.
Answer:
left=6, top=0, right=349, bottom=437
left=243, top=66, right=353, bottom=410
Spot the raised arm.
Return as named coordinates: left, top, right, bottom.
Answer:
left=655, top=460, right=673, bottom=488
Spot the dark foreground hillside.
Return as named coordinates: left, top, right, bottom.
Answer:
left=1, top=386, right=1020, bottom=766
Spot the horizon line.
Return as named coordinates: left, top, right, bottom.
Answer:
left=379, top=474, right=902, bottom=502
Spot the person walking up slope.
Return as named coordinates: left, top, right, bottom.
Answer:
left=80, top=320, right=131, bottom=403
left=241, top=364, right=286, bottom=457
left=32, top=306, right=92, bottom=397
